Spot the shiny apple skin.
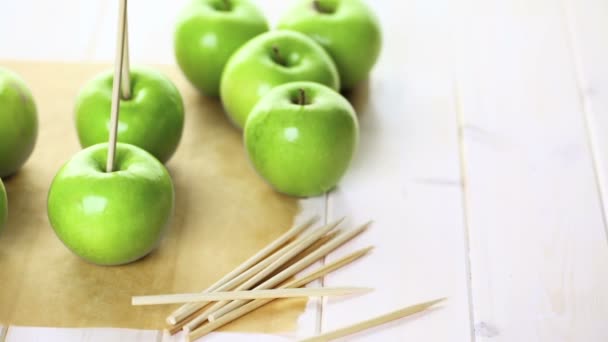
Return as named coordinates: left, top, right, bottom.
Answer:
left=47, top=143, right=175, bottom=266
left=174, top=0, right=269, bottom=96
left=278, top=0, right=382, bottom=90
left=0, top=67, right=38, bottom=178
left=220, top=30, right=340, bottom=129
left=244, top=81, right=358, bottom=197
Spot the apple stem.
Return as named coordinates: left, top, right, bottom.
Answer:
left=272, top=45, right=287, bottom=66
left=107, top=0, right=129, bottom=172
left=312, top=0, right=330, bottom=13
left=120, top=14, right=131, bottom=100
left=297, top=88, right=307, bottom=105
left=222, top=0, right=231, bottom=10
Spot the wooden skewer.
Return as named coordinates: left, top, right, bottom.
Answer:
left=183, top=218, right=345, bottom=332
left=298, top=298, right=447, bottom=342
left=208, top=222, right=371, bottom=322
left=181, top=220, right=340, bottom=331
left=186, top=246, right=374, bottom=341
left=215, top=229, right=342, bottom=299
left=120, top=12, right=131, bottom=100
left=166, top=229, right=338, bottom=335
left=199, top=224, right=329, bottom=299
left=133, top=286, right=372, bottom=306
left=274, top=230, right=340, bottom=275
left=291, top=247, right=373, bottom=286
left=168, top=307, right=205, bottom=335
left=167, top=216, right=319, bottom=325
left=106, top=0, right=128, bottom=172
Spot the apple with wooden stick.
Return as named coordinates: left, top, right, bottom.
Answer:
left=0, top=68, right=38, bottom=178
left=75, top=67, right=185, bottom=164
left=75, top=9, right=184, bottom=164
left=48, top=0, right=175, bottom=266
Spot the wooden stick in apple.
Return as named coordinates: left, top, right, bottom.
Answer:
left=121, top=13, right=131, bottom=100
left=106, top=0, right=128, bottom=172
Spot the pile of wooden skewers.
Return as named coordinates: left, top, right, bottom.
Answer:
left=132, top=217, right=445, bottom=341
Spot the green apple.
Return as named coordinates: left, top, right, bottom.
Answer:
left=244, top=81, right=358, bottom=197
left=75, top=67, right=184, bottom=164
left=0, top=178, right=6, bottom=233
left=0, top=68, right=38, bottom=178
left=278, top=0, right=382, bottom=90
left=174, top=0, right=269, bottom=96
left=220, top=30, right=340, bottom=129
left=47, top=143, right=174, bottom=266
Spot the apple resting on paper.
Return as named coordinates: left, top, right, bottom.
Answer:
left=47, top=143, right=175, bottom=266
left=174, top=0, right=269, bottom=96
left=220, top=30, right=340, bottom=129
left=0, top=179, right=7, bottom=234
left=278, top=0, right=382, bottom=90
left=0, top=67, right=38, bottom=178
left=244, top=82, right=358, bottom=197
left=75, top=67, right=184, bottom=164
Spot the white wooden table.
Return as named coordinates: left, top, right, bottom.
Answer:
left=2, top=0, right=608, bottom=341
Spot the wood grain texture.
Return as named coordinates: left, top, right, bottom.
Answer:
left=321, top=1, right=473, bottom=341
left=161, top=330, right=291, bottom=342
left=5, top=327, right=160, bottom=342
left=454, top=0, right=608, bottom=341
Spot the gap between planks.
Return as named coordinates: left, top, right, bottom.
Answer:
left=559, top=0, right=608, bottom=244
left=452, top=79, right=478, bottom=342
left=315, top=191, right=331, bottom=335
left=0, top=326, right=8, bottom=342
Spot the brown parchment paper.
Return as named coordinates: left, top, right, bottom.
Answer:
left=0, top=61, right=306, bottom=332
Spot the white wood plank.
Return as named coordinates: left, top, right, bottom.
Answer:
left=6, top=327, right=159, bottom=342
left=0, top=1, right=106, bottom=61
left=92, top=0, right=292, bottom=65
left=161, top=330, right=290, bottom=342
left=564, top=0, right=608, bottom=238
left=92, top=0, right=184, bottom=65
left=319, top=1, right=473, bottom=341
left=292, top=198, right=329, bottom=339
left=453, top=0, right=608, bottom=341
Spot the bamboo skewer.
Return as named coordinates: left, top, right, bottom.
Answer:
left=133, top=287, right=372, bottom=306
left=183, top=218, right=345, bottom=332
left=274, top=230, right=340, bottom=274
left=106, top=0, right=128, bottom=172
left=168, top=245, right=371, bottom=336
left=167, top=216, right=319, bottom=325
left=186, top=246, right=374, bottom=341
left=297, top=298, right=446, bottom=342
left=120, top=13, right=131, bottom=100
left=181, top=220, right=341, bottom=331
left=168, top=308, right=204, bottom=335
left=208, top=222, right=371, bottom=322
left=201, top=227, right=317, bottom=297
left=166, top=230, right=339, bottom=334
